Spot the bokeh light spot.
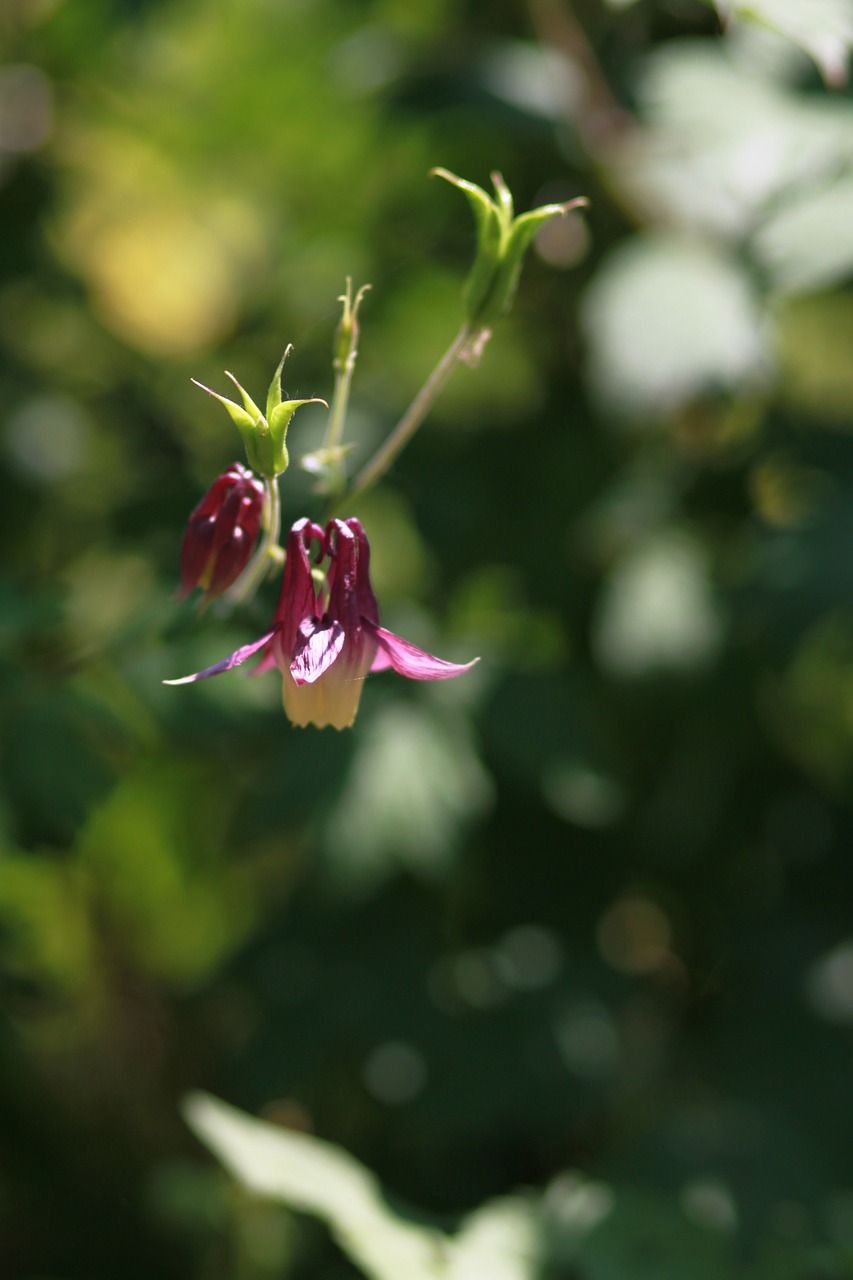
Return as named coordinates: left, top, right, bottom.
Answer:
left=363, top=1041, right=427, bottom=1105
left=680, top=1178, right=738, bottom=1234
left=497, top=924, right=563, bottom=991
left=5, top=393, right=90, bottom=482
left=554, top=998, right=620, bottom=1078
left=597, top=895, right=673, bottom=975
left=0, top=64, right=52, bottom=154
left=805, top=939, right=853, bottom=1023
left=84, top=209, right=240, bottom=356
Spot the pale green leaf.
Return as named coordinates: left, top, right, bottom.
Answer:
left=608, top=42, right=853, bottom=237
left=322, top=701, right=493, bottom=890
left=713, top=0, right=853, bottom=85
left=183, top=1092, right=448, bottom=1280
left=449, top=1195, right=539, bottom=1280
left=591, top=530, right=725, bottom=677
left=753, top=174, right=853, bottom=292
left=581, top=235, right=767, bottom=417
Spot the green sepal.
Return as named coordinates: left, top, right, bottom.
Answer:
left=432, top=166, right=588, bottom=330
left=265, top=346, right=292, bottom=423
left=490, top=170, right=515, bottom=225
left=481, top=201, right=578, bottom=327
left=224, top=371, right=262, bottom=423
left=268, top=397, right=327, bottom=477
left=191, top=378, right=257, bottom=433
left=193, top=360, right=327, bottom=478
left=221, top=371, right=276, bottom=475
left=431, top=168, right=504, bottom=325
left=191, top=376, right=268, bottom=469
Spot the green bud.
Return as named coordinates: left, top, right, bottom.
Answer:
left=192, top=349, right=327, bottom=478
left=489, top=200, right=585, bottom=324
left=431, top=167, right=588, bottom=332
left=431, top=168, right=504, bottom=326
left=333, top=278, right=371, bottom=374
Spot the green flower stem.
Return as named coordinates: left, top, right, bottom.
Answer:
left=225, top=473, right=281, bottom=605
left=322, top=363, right=354, bottom=500
left=343, top=321, right=473, bottom=508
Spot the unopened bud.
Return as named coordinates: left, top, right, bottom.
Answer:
left=179, top=463, right=265, bottom=601
left=333, top=278, right=371, bottom=374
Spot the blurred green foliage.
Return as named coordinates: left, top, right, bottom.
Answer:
left=4, top=0, right=853, bottom=1277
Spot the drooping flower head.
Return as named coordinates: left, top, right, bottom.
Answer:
left=167, top=517, right=477, bottom=729
left=179, top=463, right=265, bottom=602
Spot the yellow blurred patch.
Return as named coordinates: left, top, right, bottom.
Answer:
left=80, top=207, right=239, bottom=355
left=53, top=127, right=268, bottom=355
left=774, top=292, right=853, bottom=424
left=750, top=457, right=831, bottom=528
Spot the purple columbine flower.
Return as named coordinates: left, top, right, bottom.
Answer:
left=167, top=517, right=477, bottom=729
left=179, top=463, right=265, bottom=601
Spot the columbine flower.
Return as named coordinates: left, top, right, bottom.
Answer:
left=179, top=463, right=265, bottom=602
left=167, top=517, right=477, bottom=729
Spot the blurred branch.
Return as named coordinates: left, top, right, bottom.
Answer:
left=527, top=0, right=636, bottom=156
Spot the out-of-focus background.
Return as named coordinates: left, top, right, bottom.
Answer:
left=4, top=0, right=853, bottom=1276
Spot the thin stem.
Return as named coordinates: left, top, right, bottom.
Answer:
left=225, top=473, right=281, bottom=605
left=343, top=321, right=472, bottom=508
left=322, top=365, right=353, bottom=499
left=325, top=366, right=351, bottom=453
left=317, top=278, right=371, bottom=502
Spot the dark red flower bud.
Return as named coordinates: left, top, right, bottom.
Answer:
left=179, top=463, right=265, bottom=601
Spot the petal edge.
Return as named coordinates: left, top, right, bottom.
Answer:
left=371, top=625, right=479, bottom=681
left=164, top=629, right=278, bottom=684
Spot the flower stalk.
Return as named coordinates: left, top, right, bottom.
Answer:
left=344, top=320, right=472, bottom=508
left=339, top=172, right=585, bottom=507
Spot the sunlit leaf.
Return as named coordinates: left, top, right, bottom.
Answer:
left=183, top=1091, right=448, bottom=1280
left=609, top=42, right=853, bottom=236
left=592, top=530, right=725, bottom=676
left=449, top=1195, right=539, bottom=1280
left=322, top=701, right=493, bottom=889
left=754, top=175, right=853, bottom=293
left=582, top=234, right=767, bottom=417
left=712, top=0, right=853, bottom=84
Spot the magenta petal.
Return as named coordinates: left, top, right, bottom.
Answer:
left=370, top=647, right=393, bottom=673
left=291, top=618, right=345, bottom=686
left=371, top=625, right=479, bottom=681
left=164, top=629, right=277, bottom=684
left=250, top=644, right=278, bottom=676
